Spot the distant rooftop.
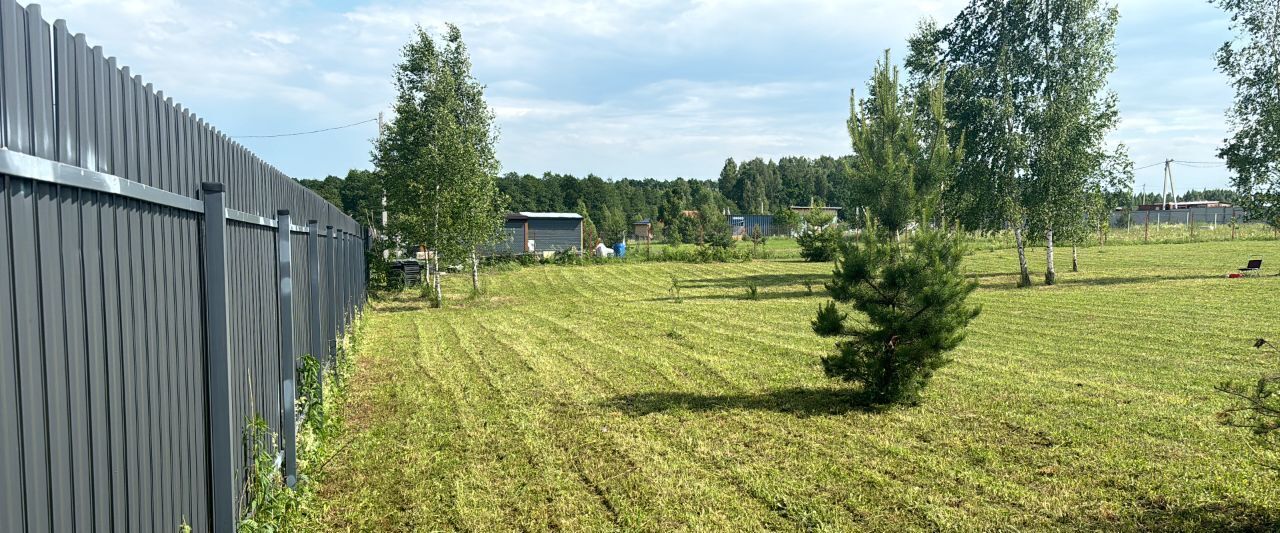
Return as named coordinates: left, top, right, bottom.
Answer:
left=1135, top=200, right=1232, bottom=211
left=519, top=212, right=583, bottom=219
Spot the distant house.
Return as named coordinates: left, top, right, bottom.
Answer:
left=790, top=205, right=842, bottom=223
left=632, top=219, right=653, bottom=240
left=1136, top=200, right=1230, bottom=211
left=485, top=212, right=583, bottom=256
left=728, top=214, right=776, bottom=238
left=1113, top=203, right=1246, bottom=227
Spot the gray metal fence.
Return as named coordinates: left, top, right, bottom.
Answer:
left=1111, top=206, right=1248, bottom=228
left=0, top=2, right=368, bottom=532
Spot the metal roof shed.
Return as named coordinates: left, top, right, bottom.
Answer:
left=520, top=212, right=584, bottom=253
left=485, top=212, right=584, bottom=256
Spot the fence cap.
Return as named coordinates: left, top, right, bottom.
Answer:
left=278, top=209, right=290, bottom=216
left=201, top=182, right=225, bottom=193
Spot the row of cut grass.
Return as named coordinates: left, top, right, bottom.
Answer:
left=318, top=240, right=1280, bottom=531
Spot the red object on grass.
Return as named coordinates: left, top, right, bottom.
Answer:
left=1228, top=273, right=1243, bottom=278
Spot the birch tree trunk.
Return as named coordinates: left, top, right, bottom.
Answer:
left=433, top=252, right=443, bottom=304
left=1015, top=226, right=1032, bottom=288
left=470, top=250, right=480, bottom=292
left=1044, top=228, right=1056, bottom=285
left=1071, top=245, right=1079, bottom=272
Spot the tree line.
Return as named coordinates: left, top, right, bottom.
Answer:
left=301, top=156, right=851, bottom=247
left=301, top=165, right=1240, bottom=250
left=494, top=155, right=849, bottom=244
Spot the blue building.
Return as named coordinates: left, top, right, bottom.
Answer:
left=728, top=214, right=778, bottom=238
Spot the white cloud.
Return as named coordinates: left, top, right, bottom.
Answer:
left=252, top=30, right=299, bottom=45
left=23, top=0, right=1241, bottom=188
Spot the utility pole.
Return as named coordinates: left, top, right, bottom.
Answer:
left=1162, top=159, right=1179, bottom=210
left=1161, top=160, right=1168, bottom=210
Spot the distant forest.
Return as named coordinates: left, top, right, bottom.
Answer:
left=299, top=161, right=1238, bottom=240
left=300, top=156, right=851, bottom=241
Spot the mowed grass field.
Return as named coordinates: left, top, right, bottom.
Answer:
left=319, top=240, right=1280, bottom=532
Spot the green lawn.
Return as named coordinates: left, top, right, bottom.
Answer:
left=319, top=240, right=1280, bottom=531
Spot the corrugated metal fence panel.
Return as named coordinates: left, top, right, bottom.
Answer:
left=291, top=228, right=312, bottom=361
left=1111, top=206, right=1248, bottom=227
left=0, top=0, right=367, bottom=530
left=529, top=218, right=582, bottom=252
left=226, top=221, right=284, bottom=499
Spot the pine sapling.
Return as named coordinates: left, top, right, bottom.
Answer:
left=814, top=222, right=981, bottom=404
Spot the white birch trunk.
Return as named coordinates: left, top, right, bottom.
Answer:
left=471, top=250, right=480, bottom=292
left=1015, top=226, right=1031, bottom=288
left=433, top=253, right=443, bottom=304
left=1044, top=228, right=1056, bottom=285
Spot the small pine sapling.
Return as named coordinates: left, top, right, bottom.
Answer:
left=750, top=224, right=764, bottom=251
left=813, top=222, right=980, bottom=404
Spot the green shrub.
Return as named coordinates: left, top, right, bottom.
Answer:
left=797, top=224, right=841, bottom=262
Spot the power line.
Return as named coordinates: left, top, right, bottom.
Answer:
left=1172, top=161, right=1226, bottom=168
left=1134, top=159, right=1226, bottom=170
left=232, top=118, right=377, bottom=139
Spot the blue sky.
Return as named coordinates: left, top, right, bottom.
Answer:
left=36, top=0, right=1235, bottom=193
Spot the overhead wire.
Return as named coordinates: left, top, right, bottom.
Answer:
left=1133, top=159, right=1227, bottom=170
left=231, top=117, right=378, bottom=139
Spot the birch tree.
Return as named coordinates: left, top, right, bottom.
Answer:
left=1214, top=0, right=1280, bottom=225
left=909, top=0, right=1129, bottom=286
left=374, top=25, right=503, bottom=301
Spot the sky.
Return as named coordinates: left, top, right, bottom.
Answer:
left=33, top=0, right=1238, bottom=193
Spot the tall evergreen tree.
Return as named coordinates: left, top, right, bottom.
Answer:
left=1214, top=0, right=1280, bottom=226
left=846, top=51, right=923, bottom=235
left=718, top=158, right=740, bottom=211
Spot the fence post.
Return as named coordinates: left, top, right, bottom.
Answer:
left=275, top=210, right=298, bottom=487
left=344, top=229, right=352, bottom=331
left=201, top=182, right=235, bottom=533
left=307, top=221, right=323, bottom=405
left=338, top=230, right=347, bottom=333
left=327, top=225, right=337, bottom=360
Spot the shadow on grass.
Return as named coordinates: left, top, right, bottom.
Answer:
left=971, top=271, right=1024, bottom=279
left=644, top=289, right=821, bottom=303
left=1074, top=496, right=1280, bottom=532
left=684, top=273, right=827, bottom=290
left=980, top=272, right=1225, bottom=291
left=602, top=387, right=885, bottom=417
left=370, top=302, right=429, bottom=313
